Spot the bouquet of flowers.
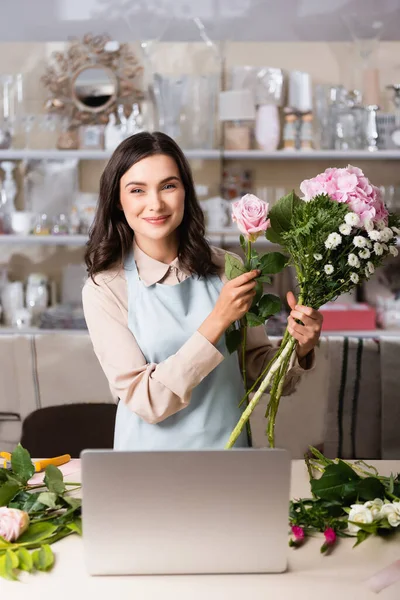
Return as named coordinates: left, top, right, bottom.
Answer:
left=226, top=165, right=400, bottom=449
left=0, top=445, right=81, bottom=580
left=290, top=446, right=400, bottom=555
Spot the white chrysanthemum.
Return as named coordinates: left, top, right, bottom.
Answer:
left=313, top=253, right=323, bottom=261
left=348, top=253, right=360, bottom=267
left=353, top=236, right=366, bottom=248
left=364, top=219, right=374, bottom=233
left=389, top=245, right=399, bottom=257
left=365, top=268, right=370, bottom=279
left=350, top=272, right=359, bottom=284
left=380, top=227, right=394, bottom=243
left=374, top=242, right=383, bottom=256
left=324, top=264, right=334, bottom=275
left=339, top=223, right=352, bottom=235
left=376, top=220, right=386, bottom=231
left=392, top=226, right=400, bottom=235
left=359, top=248, right=371, bottom=259
left=325, top=232, right=342, bottom=250
left=345, top=212, right=360, bottom=227
left=367, top=261, right=375, bottom=274
left=382, top=243, right=389, bottom=252
left=368, top=230, right=381, bottom=241
left=366, top=239, right=372, bottom=249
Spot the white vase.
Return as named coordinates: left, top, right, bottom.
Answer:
left=255, top=105, right=280, bottom=151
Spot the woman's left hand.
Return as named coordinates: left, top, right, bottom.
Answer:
left=286, top=291, right=323, bottom=360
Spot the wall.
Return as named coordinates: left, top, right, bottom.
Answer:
left=1, top=40, right=400, bottom=288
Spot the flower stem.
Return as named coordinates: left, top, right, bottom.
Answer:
left=266, top=337, right=296, bottom=447
left=225, top=340, right=294, bottom=448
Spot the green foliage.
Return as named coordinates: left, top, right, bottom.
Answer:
left=224, top=246, right=286, bottom=354
left=0, top=444, right=81, bottom=581
left=266, top=190, right=302, bottom=245
left=289, top=446, right=400, bottom=554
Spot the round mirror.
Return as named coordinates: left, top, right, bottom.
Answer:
left=72, top=66, right=117, bottom=113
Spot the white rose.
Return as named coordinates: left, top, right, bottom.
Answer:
left=364, top=498, right=384, bottom=521
left=381, top=502, right=400, bottom=527
left=348, top=504, right=374, bottom=533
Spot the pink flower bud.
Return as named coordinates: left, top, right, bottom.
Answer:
left=291, top=525, right=305, bottom=541
left=0, top=507, right=30, bottom=542
left=324, top=527, right=336, bottom=545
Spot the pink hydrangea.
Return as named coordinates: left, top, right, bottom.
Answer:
left=231, top=194, right=270, bottom=242
left=299, top=165, right=388, bottom=227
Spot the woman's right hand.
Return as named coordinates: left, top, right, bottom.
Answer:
left=198, top=270, right=260, bottom=346
left=213, top=270, right=260, bottom=328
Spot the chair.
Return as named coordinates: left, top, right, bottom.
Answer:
left=20, top=403, right=117, bottom=458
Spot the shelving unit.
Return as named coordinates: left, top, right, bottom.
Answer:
left=0, top=232, right=279, bottom=248
left=0, top=149, right=399, bottom=161
left=0, top=326, right=399, bottom=338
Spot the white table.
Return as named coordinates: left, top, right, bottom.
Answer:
left=1, top=460, right=400, bottom=600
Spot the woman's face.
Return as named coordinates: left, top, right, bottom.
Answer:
left=119, top=154, right=185, bottom=245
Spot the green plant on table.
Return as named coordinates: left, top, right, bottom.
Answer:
left=0, top=444, right=81, bottom=580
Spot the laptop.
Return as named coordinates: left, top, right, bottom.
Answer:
left=81, top=448, right=291, bottom=576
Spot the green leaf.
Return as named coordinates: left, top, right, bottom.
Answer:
left=37, top=492, right=59, bottom=509
left=258, top=294, right=281, bottom=319
left=353, top=529, right=370, bottom=547
left=351, top=521, right=378, bottom=535
left=10, top=444, right=35, bottom=484
left=0, top=550, right=19, bottom=580
left=265, top=227, right=283, bottom=245
left=0, top=537, right=11, bottom=549
left=32, top=545, right=54, bottom=571
left=257, top=274, right=272, bottom=284
left=66, top=518, right=82, bottom=536
left=225, top=253, right=246, bottom=281
left=311, top=461, right=360, bottom=501
left=267, top=190, right=302, bottom=245
left=225, top=328, right=242, bottom=354
left=17, top=547, right=33, bottom=572
left=246, top=312, right=265, bottom=327
left=0, top=481, right=21, bottom=507
left=251, top=281, right=264, bottom=308
left=259, top=252, right=287, bottom=275
left=357, top=477, right=385, bottom=501
left=0, top=468, right=9, bottom=484
left=44, top=465, right=65, bottom=495
left=239, top=234, right=247, bottom=254
left=17, top=522, right=58, bottom=545
left=62, top=496, right=81, bottom=510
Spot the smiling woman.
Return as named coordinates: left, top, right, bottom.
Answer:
left=82, top=131, right=316, bottom=451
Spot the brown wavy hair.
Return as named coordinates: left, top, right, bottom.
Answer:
left=85, top=131, right=219, bottom=281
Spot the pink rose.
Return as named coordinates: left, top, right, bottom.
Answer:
left=0, top=507, right=30, bottom=542
left=324, top=527, right=336, bottom=545
left=289, top=525, right=305, bottom=548
left=231, top=194, right=270, bottom=242
left=291, top=525, right=305, bottom=541
left=321, top=527, right=337, bottom=554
